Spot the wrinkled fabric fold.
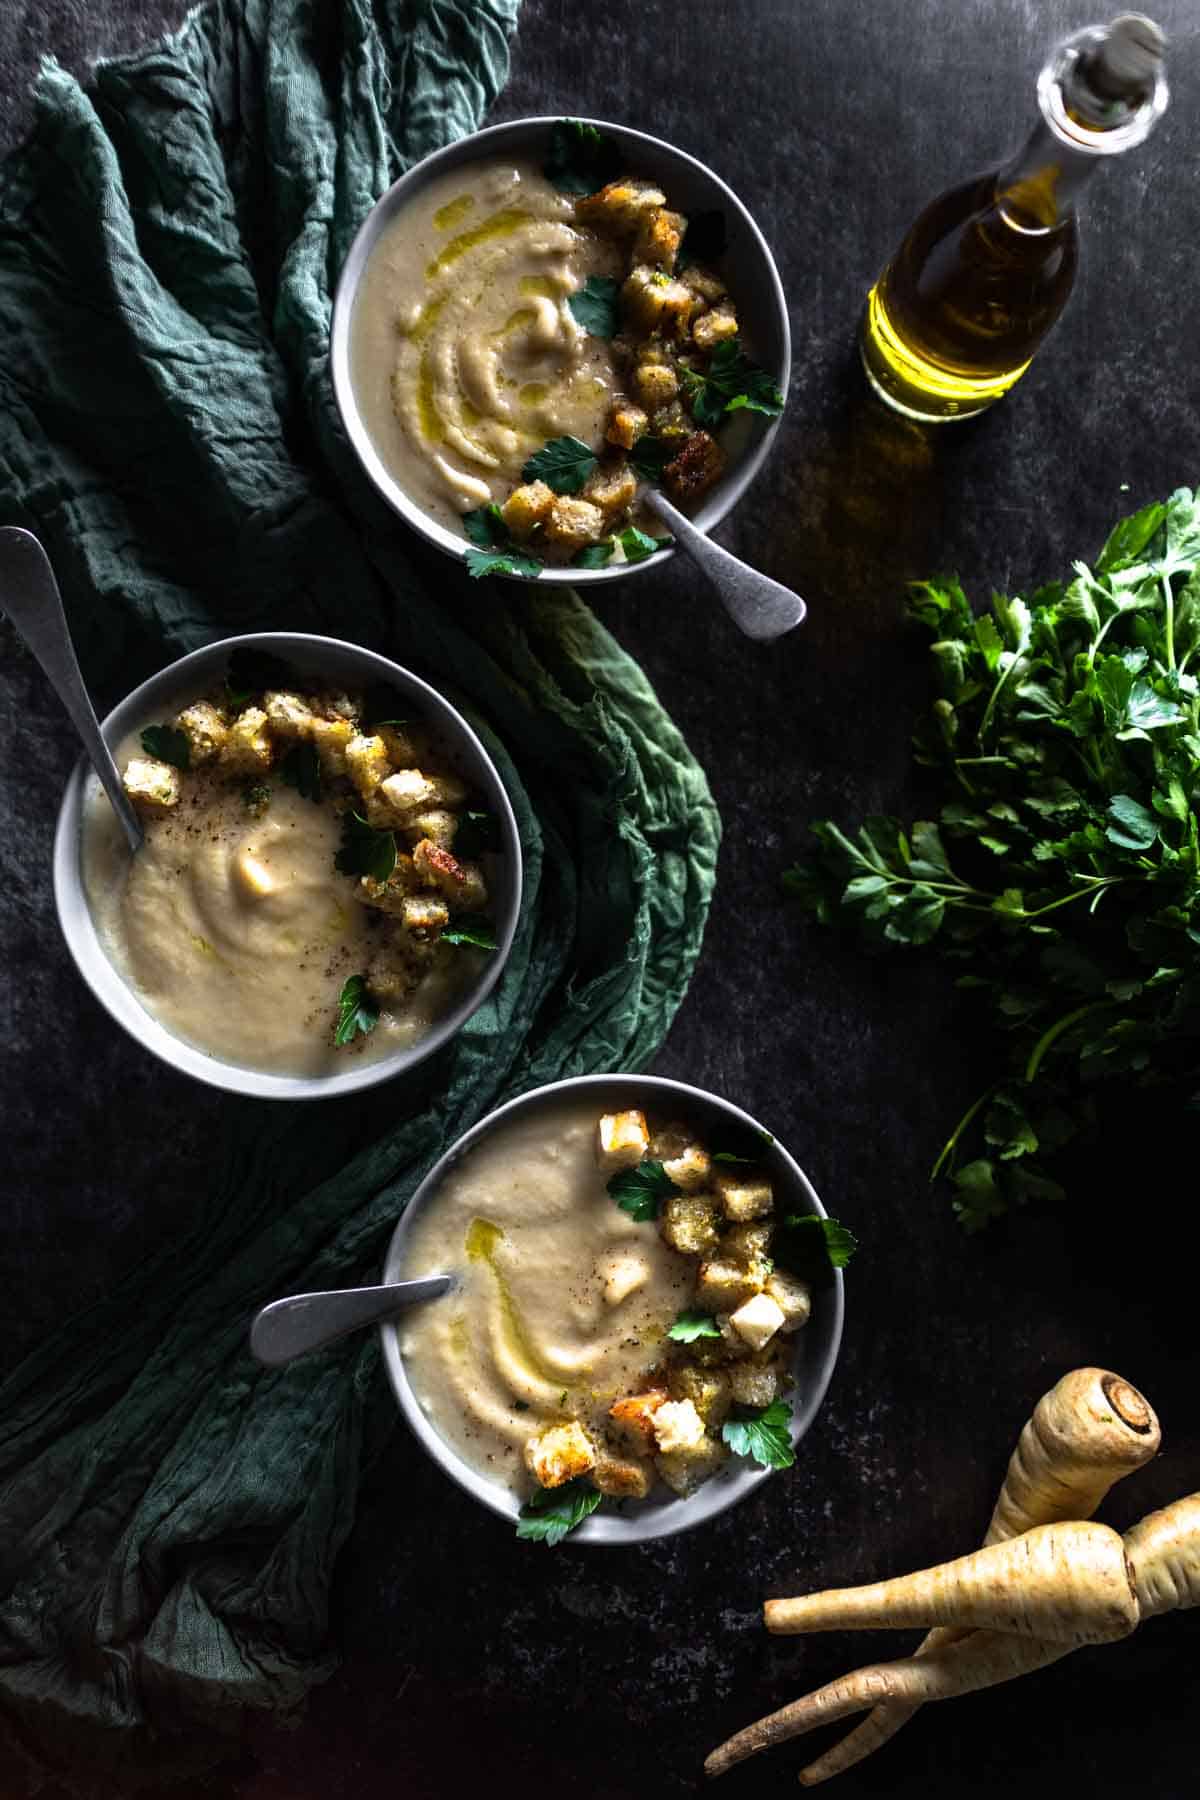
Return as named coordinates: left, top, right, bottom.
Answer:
left=0, top=0, right=720, bottom=1784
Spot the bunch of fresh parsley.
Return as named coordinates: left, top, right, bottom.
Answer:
left=785, top=488, right=1200, bottom=1230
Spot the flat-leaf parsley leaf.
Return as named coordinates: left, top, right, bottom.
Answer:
left=543, top=119, right=621, bottom=196
left=280, top=741, right=322, bottom=802
left=606, top=1159, right=679, bottom=1222
left=335, top=975, right=379, bottom=1046
left=140, top=724, right=191, bottom=769
left=722, top=1399, right=795, bottom=1470
left=334, top=812, right=396, bottom=883
left=667, top=1309, right=723, bottom=1342
left=680, top=337, right=784, bottom=431
left=568, top=276, right=620, bottom=338
left=522, top=435, right=598, bottom=495
left=442, top=918, right=498, bottom=950
left=516, top=1477, right=602, bottom=1545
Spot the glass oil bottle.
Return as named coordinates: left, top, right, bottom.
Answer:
left=860, top=15, right=1169, bottom=423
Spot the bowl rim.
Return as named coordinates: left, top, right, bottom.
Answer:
left=51, top=630, right=524, bottom=1102
left=379, top=1073, right=844, bottom=1545
left=329, top=113, right=791, bottom=586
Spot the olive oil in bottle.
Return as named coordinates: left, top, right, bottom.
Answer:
left=861, top=15, right=1169, bottom=423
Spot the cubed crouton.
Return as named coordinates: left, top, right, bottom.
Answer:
left=123, top=756, right=181, bottom=814
left=655, top=1434, right=727, bottom=1497
left=663, top=1144, right=712, bottom=1192
left=621, top=266, right=697, bottom=338
left=633, top=206, right=685, bottom=270
left=544, top=495, right=606, bottom=550
left=318, top=691, right=361, bottom=724
left=766, top=1269, right=812, bottom=1332
left=633, top=361, right=679, bottom=410
left=583, top=463, right=638, bottom=523
left=724, top=1222, right=773, bottom=1263
left=375, top=769, right=439, bottom=822
left=691, top=304, right=739, bottom=352
left=501, top=480, right=555, bottom=542
left=367, top=948, right=422, bottom=1002
left=728, top=1292, right=786, bottom=1353
left=576, top=180, right=666, bottom=234
left=174, top=701, right=228, bottom=765
left=524, top=1421, right=596, bottom=1490
left=605, top=402, right=649, bottom=451
left=715, top=1171, right=774, bottom=1222
left=663, top=431, right=726, bottom=503
left=681, top=263, right=728, bottom=304
left=596, top=1110, right=650, bottom=1173
left=344, top=734, right=392, bottom=801
left=262, top=691, right=315, bottom=740
left=696, top=1257, right=764, bottom=1313
left=592, top=1455, right=651, bottom=1500
left=377, top=724, right=422, bottom=766
left=728, top=1355, right=787, bottom=1410
left=400, top=893, right=449, bottom=939
left=652, top=1397, right=705, bottom=1454
left=402, top=807, right=458, bottom=850
left=412, top=837, right=488, bottom=911
left=608, top=1388, right=667, bottom=1450
left=220, top=706, right=273, bottom=777
left=650, top=399, right=693, bottom=443
left=668, top=1363, right=732, bottom=1429
left=357, top=856, right=418, bottom=916
left=659, top=1193, right=721, bottom=1257
left=310, top=715, right=354, bottom=777
left=600, top=1251, right=650, bottom=1306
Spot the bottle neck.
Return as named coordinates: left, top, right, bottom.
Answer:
left=995, top=121, right=1098, bottom=230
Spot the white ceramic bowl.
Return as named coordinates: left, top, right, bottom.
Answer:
left=52, top=633, right=523, bottom=1101
left=380, top=1075, right=843, bottom=1545
left=330, top=115, right=790, bottom=585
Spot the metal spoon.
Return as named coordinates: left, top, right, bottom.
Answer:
left=647, top=491, right=807, bottom=642
left=249, top=1275, right=454, bottom=1367
left=0, top=527, right=143, bottom=852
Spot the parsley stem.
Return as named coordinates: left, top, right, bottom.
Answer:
left=1161, top=571, right=1177, bottom=673
left=1024, top=1000, right=1109, bottom=1084
left=1015, top=878, right=1121, bottom=921
left=929, top=1085, right=995, bottom=1182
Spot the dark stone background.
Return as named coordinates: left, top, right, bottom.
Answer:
left=1, top=2, right=1198, bottom=1796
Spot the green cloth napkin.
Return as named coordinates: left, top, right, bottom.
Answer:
left=0, top=0, right=720, bottom=1785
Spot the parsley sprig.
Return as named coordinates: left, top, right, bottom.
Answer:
left=680, top=337, right=785, bottom=432
left=543, top=119, right=620, bottom=197
left=516, top=1477, right=602, bottom=1545
left=785, top=486, right=1200, bottom=1229
left=334, top=975, right=379, bottom=1047
left=462, top=503, right=542, bottom=581
left=722, top=1399, right=795, bottom=1471
left=140, top=724, right=190, bottom=769
left=606, top=1158, right=679, bottom=1222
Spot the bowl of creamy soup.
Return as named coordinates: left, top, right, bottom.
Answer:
left=380, top=1076, right=845, bottom=1544
left=331, top=117, right=789, bottom=583
left=53, top=633, right=521, bottom=1100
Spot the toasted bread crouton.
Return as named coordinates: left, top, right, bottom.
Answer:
left=123, top=756, right=182, bottom=814
left=412, top=837, right=488, bottom=911
left=663, top=431, right=726, bottom=504
left=633, top=360, right=679, bottom=410
left=501, top=479, right=555, bottom=542
left=715, top=1171, right=773, bottom=1222
left=600, top=1250, right=650, bottom=1306
left=318, top=691, right=361, bottom=725
left=400, top=893, right=449, bottom=939
left=696, top=1257, right=764, bottom=1314
left=656, top=1434, right=727, bottom=1497
left=650, top=398, right=693, bottom=443
left=691, top=304, right=739, bottom=352
left=221, top=707, right=273, bottom=777
left=668, top=1363, right=732, bottom=1429
left=366, top=949, right=422, bottom=1002
left=663, top=1144, right=712, bottom=1193
left=310, top=715, right=354, bottom=777
left=402, top=807, right=458, bottom=850
left=596, top=1109, right=650, bottom=1173
left=344, top=733, right=391, bottom=802
left=605, top=401, right=649, bottom=451
left=728, top=1355, right=787, bottom=1410
left=575, top=180, right=666, bottom=234
left=583, top=463, right=638, bottom=523
left=592, top=1454, right=652, bottom=1500
left=544, top=495, right=606, bottom=550
left=373, top=769, right=439, bottom=824
left=358, top=855, right=418, bottom=916
left=608, top=1388, right=667, bottom=1449
left=652, top=1397, right=705, bottom=1454
left=660, top=1193, right=721, bottom=1257
left=681, top=263, right=727, bottom=304
left=728, top=1292, right=786, bottom=1352
left=524, top=1421, right=597, bottom=1490
left=262, top=691, right=315, bottom=740
left=766, top=1269, right=812, bottom=1332
left=174, top=701, right=228, bottom=765
left=621, top=266, right=698, bottom=338
left=377, top=724, right=422, bottom=766
left=724, top=1221, right=773, bottom=1262
left=633, top=206, right=685, bottom=270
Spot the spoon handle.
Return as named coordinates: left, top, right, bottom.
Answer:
left=647, top=491, right=807, bottom=643
left=249, top=1276, right=453, bottom=1367
left=0, top=528, right=144, bottom=853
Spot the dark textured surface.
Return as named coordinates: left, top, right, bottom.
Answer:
left=1, top=2, right=1198, bottom=1796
